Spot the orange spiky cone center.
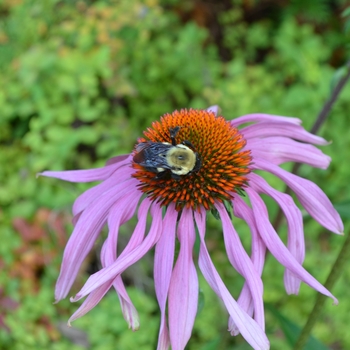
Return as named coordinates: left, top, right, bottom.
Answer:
left=132, top=109, right=251, bottom=211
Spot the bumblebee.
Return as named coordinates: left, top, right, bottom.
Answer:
left=133, top=127, right=201, bottom=180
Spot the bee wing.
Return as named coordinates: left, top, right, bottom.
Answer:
left=133, top=143, right=151, bottom=163
left=133, top=142, right=172, bottom=169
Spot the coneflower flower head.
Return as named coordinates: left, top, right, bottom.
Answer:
left=40, top=106, right=343, bottom=350
left=132, top=108, right=251, bottom=211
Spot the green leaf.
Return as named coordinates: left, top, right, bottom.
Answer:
left=211, top=208, right=220, bottom=220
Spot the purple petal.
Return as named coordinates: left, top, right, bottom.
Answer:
left=252, top=158, right=344, bottom=234
left=114, top=277, right=140, bottom=331
left=168, top=208, right=198, bottom=350
left=69, top=195, right=142, bottom=326
left=215, top=202, right=265, bottom=330
left=156, top=323, right=170, bottom=350
left=69, top=276, right=140, bottom=331
left=103, top=197, right=145, bottom=330
left=99, top=199, right=151, bottom=326
left=246, top=187, right=338, bottom=304
left=68, top=280, right=114, bottom=324
left=231, top=114, right=301, bottom=127
left=154, top=203, right=177, bottom=350
left=71, top=200, right=163, bottom=301
left=248, top=173, right=304, bottom=294
left=232, top=195, right=267, bottom=277
left=55, top=182, right=140, bottom=301
left=104, top=198, right=150, bottom=263
left=73, top=168, right=136, bottom=216
left=247, top=137, right=331, bottom=169
left=194, top=210, right=270, bottom=350
left=39, top=156, right=131, bottom=183
left=228, top=290, right=254, bottom=336
left=206, top=105, right=219, bottom=115
left=228, top=195, right=267, bottom=335
left=241, top=122, right=328, bottom=145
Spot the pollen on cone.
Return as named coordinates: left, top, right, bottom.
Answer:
left=132, top=109, right=251, bottom=211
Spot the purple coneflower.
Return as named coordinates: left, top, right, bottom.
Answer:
left=40, top=107, right=343, bottom=350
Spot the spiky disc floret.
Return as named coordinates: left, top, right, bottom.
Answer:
left=132, top=109, right=251, bottom=211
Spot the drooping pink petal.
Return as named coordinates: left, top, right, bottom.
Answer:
left=168, top=208, right=198, bottom=350
left=248, top=173, right=304, bottom=294
left=68, top=266, right=140, bottom=330
left=194, top=210, right=270, bottom=350
left=72, top=167, right=136, bottom=217
left=252, top=158, right=344, bottom=234
left=104, top=198, right=150, bottom=263
left=215, top=202, right=265, bottom=331
left=232, top=195, right=266, bottom=279
left=55, top=181, right=140, bottom=301
left=240, top=122, right=329, bottom=145
left=228, top=195, right=267, bottom=335
left=102, top=198, right=150, bottom=330
left=65, top=191, right=142, bottom=325
left=114, top=277, right=140, bottom=331
left=71, top=200, right=163, bottom=301
left=154, top=203, right=177, bottom=350
left=72, top=212, right=82, bottom=227
left=39, top=156, right=131, bottom=182
left=247, top=137, right=331, bottom=169
left=231, top=114, right=301, bottom=127
left=68, top=280, right=114, bottom=324
left=102, top=195, right=145, bottom=330
left=246, top=187, right=338, bottom=304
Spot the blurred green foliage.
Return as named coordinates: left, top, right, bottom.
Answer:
left=1, top=0, right=350, bottom=349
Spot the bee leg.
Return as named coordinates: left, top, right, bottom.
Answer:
left=171, top=173, right=182, bottom=181
left=193, top=155, right=202, bottom=172
left=155, top=171, right=168, bottom=180
left=145, top=166, right=159, bottom=173
left=169, top=126, right=181, bottom=146
left=182, top=140, right=195, bottom=149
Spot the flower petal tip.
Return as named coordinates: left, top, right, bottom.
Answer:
left=37, top=171, right=50, bottom=178
left=316, top=138, right=332, bottom=146
left=206, top=105, right=220, bottom=115
left=70, top=295, right=79, bottom=303
left=127, top=318, right=140, bottom=332
left=332, top=225, right=344, bottom=235
left=286, top=290, right=300, bottom=296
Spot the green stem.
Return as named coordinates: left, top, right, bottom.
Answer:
left=293, top=231, right=350, bottom=350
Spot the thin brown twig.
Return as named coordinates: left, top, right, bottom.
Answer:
left=271, top=59, right=350, bottom=350
left=273, top=59, right=350, bottom=231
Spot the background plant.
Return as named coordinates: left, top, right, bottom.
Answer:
left=0, top=0, right=349, bottom=349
